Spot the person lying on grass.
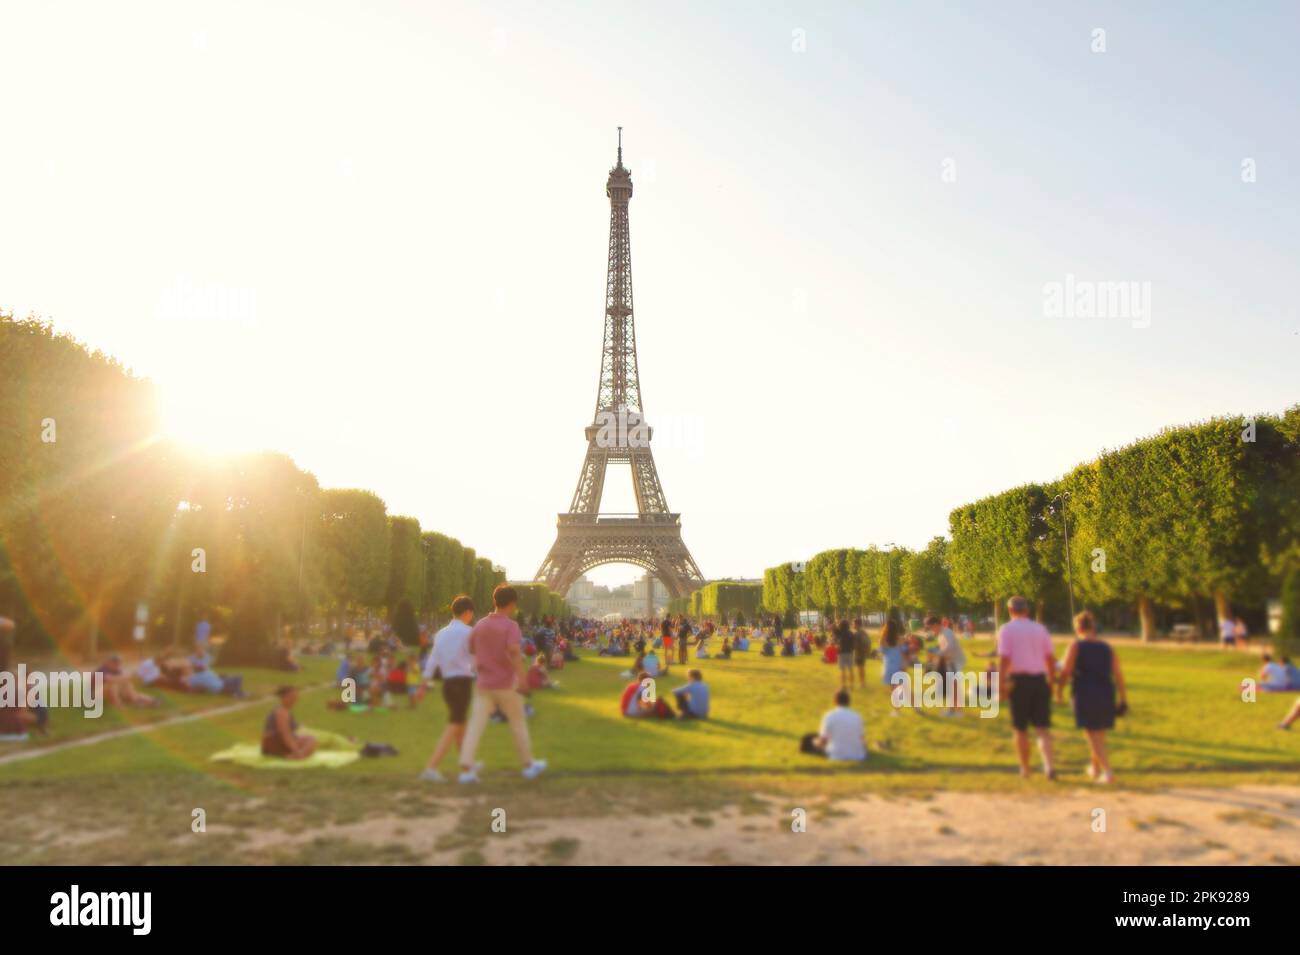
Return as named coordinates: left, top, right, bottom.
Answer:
left=262, top=686, right=317, bottom=759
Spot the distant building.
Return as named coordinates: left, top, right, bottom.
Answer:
left=566, top=572, right=668, bottom=618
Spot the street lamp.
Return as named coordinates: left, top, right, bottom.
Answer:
left=420, top=540, right=430, bottom=629
left=883, top=542, right=896, bottom=619
left=1051, top=492, right=1076, bottom=621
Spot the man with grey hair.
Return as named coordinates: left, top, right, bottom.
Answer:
left=996, top=596, right=1057, bottom=779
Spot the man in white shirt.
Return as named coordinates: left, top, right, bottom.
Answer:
left=801, top=690, right=867, bottom=761
left=420, top=594, right=477, bottom=782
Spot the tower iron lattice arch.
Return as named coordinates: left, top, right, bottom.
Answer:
left=535, top=130, right=705, bottom=607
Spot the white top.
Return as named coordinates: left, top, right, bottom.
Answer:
left=423, top=618, right=474, bottom=680
left=937, top=627, right=966, bottom=669
left=819, top=706, right=867, bottom=761
left=1220, top=618, right=1236, bottom=640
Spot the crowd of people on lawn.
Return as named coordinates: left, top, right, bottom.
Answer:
left=3, top=587, right=1298, bottom=783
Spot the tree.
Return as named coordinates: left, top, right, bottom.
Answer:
left=317, top=488, right=390, bottom=625
left=391, top=597, right=418, bottom=645
left=1275, top=565, right=1300, bottom=656
left=213, top=453, right=323, bottom=665
left=901, top=536, right=955, bottom=613
left=385, top=515, right=424, bottom=619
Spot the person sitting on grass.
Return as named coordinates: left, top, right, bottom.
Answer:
left=386, top=657, right=417, bottom=708
left=97, top=655, right=158, bottom=708
left=1258, top=655, right=1291, bottom=692
left=620, top=671, right=674, bottom=718
left=719, top=636, right=733, bottom=659
left=368, top=653, right=391, bottom=707
left=187, top=647, right=244, bottom=697
left=1284, top=657, right=1300, bottom=691
left=152, top=652, right=193, bottom=691
left=761, top=635, right=776, bottom=656
left=527, top=653, right=556, bottom=690
left=643, top=649, right=668, bottom=678
left=0, top=621, right=49, bottom=738
left=261, top=686, right=317, bottom=759
left=347, top=654, right=371, bottom=705
left=780, top=636, right=796, bottom=657
left=672, top=669, right=710, bottom=719
left=822, top=641, right=839, bottom=665
left=274, top=640, right=300, bottom=672
left=800, top=689, right=867, bottom=761
left=734, top=631, right=750, bottom=652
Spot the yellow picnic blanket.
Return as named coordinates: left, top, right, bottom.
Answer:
left=210, top=728, right=359, bottom=769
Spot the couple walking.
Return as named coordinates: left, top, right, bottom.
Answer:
left=420, top=584, right=547, bottom=783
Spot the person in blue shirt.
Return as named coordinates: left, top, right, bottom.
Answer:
left=672, top=670, right=710, bottom=719
left=879, top=620, right=906, bottom=716
left=1283, top=656, right=1300, bottom=690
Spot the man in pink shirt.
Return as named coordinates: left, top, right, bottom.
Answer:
left=997, top=595, right=1057, bottom=779
left=457, top=585, right=547, bottom=783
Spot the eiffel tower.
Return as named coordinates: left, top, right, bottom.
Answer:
left=535, top=130, right=705, bottom=612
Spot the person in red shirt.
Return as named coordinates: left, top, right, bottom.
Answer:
left=527, top=654, right=554, bottom=690
left=456, top=585, right=547, bottom=783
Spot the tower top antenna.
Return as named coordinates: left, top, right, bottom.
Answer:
left=617, top=126, right=623, bottom=165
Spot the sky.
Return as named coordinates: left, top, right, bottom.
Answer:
left=2, top=1, right=1297, bottom=588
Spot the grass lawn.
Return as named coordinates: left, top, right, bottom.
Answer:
left=1, top=638, right=1296, bottom=864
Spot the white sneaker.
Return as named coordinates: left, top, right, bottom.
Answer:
left=521, top=759, right=548, bottom=780
left=457, top=769, right=480, bottom=784
left=419, top=768, right=445, bottom=783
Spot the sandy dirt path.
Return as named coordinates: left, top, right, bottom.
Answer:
left=220, top=784, right=1300, bottom=865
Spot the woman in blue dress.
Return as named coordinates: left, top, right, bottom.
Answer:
left=879, top=618, right=906, bottom=716
left=1056, top=610, right=1127, bottom=784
